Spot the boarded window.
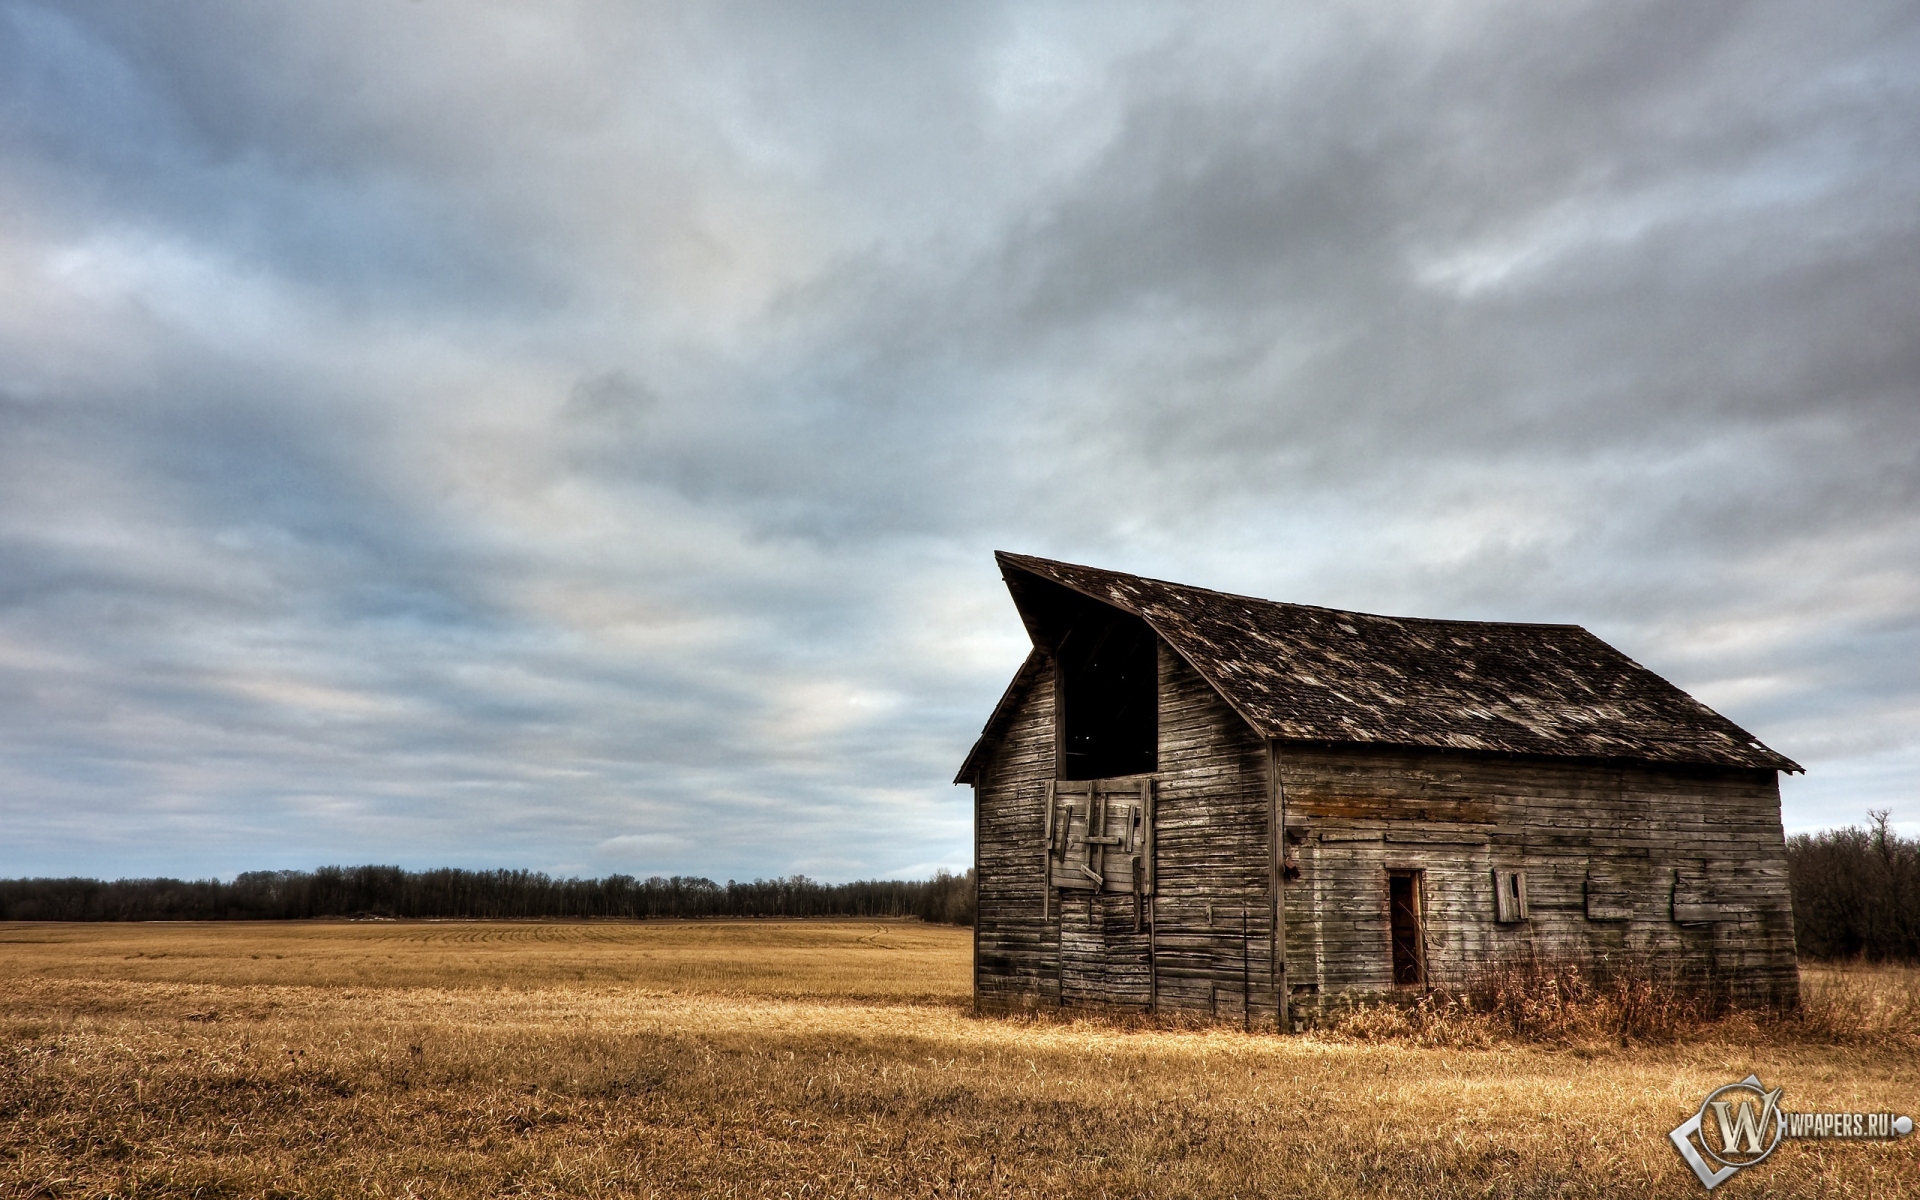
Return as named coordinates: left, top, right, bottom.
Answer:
left=1046, top=778, right=1153, bottom=898
left=1493, top=869, right=1529, bottom=923
left=1670, top=865, right=1721, bottom=924
left=1584, top=866, right=1633, bottom=922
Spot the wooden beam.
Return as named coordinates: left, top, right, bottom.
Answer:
left=1041, top=779, right=1055, bottom=922
left=1146, top=777, right=1158, bottom=1012
left=972, top=780, right=981, bottom=1010
left=1268, top=740, right=1290, bottom=1033
left=1241, top=903, right=1251, bottom=1033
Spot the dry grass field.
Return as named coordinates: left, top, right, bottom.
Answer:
left=2, top=921, right=1916, bottom=1198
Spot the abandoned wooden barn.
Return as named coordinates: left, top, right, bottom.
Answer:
left=957, top=552, right=1801, bottom=1028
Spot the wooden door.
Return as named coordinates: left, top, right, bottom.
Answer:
left=1388, top=870, right=1425, bottom=987
left=1048, top=778, right=1154, bottom=1009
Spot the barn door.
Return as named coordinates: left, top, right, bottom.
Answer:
left=1048, top=778, right=1154, bottom=1009
left=1387, top=870, right=1425, bottom=988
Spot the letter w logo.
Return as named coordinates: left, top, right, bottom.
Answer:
left=1712, top=1087, right=1782, bottom=1157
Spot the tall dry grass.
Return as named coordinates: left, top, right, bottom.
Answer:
left=1321, top=955, right=1920, bottom=1050
left=2, top=921, right=1917, bottom=1199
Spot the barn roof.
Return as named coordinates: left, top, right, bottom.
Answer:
left=957, top=552, right=1798, bottom=782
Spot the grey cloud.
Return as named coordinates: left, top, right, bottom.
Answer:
left=0, top=0, right=1914, bottom=880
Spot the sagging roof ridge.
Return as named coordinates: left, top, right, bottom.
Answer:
left=998, top=549, right=1589, bottom=634
left=962, top=551, right=1800, bottom=777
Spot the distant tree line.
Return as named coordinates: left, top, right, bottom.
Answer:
left=0, top=866, right=976, bottom=926
left=1788, top=810, right=1919, bottom=961
left=10, top=810, right=1917, bottom=957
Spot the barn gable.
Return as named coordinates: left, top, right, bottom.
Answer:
left=960, top=551, right=1797, bottom=779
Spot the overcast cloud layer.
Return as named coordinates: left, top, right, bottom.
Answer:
left=1, top=1, right=1916, bottom=882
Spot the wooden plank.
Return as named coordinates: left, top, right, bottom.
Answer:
left=1041, top=779, right=1055, bottom=923
left=1142, top=777, right=1155, bottom=894
left=1241, top=904, right=1252, bottom=1032
left=1268, top=739, right=1288, bottom=1033
left=1386, top=830, right=1490, bottom=845
left=973, top=775, right=981, bottom=1005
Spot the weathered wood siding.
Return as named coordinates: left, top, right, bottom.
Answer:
left=1277, top=746, right=1798, bottom=1009
left=1150, top=643, right=1277, bottom=1024
left=974, top=649, right=1797, bottom=1019
left=973, top=641, right=1278, bottom=1021
left=973, top=655, right=1058, bottom=1009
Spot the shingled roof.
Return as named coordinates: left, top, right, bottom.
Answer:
left=957, top=552, right=1798, bottom=781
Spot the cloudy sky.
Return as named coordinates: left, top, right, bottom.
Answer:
left=2, top=1, right=1915, bottom=883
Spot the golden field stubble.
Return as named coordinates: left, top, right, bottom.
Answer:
left=1, top=922, right=1915, bottom=1198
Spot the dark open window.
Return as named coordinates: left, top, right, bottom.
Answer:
left=999, top=567, right=1158, bottom=783
left=1057, top=608, right=1157, bottom=780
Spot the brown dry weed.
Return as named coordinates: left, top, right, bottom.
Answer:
left=2, top=920, right=1916, bottom=1198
